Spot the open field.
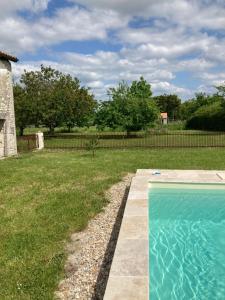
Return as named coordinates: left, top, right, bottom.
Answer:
left=1, top=148, right=225, bottom=299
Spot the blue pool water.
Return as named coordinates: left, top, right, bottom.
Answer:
left=149, top=183, right=225, bottom=300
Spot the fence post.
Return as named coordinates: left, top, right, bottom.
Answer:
left=36, top=132, right=44, bottom=150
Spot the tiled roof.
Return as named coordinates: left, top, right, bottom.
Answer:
left=0, top=51, right=18, bottom=62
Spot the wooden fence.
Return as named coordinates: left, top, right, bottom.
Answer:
left=17, top=134, right=37, bottom=152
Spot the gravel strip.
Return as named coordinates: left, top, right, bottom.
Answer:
left=55, top=174, right=133, bottom=300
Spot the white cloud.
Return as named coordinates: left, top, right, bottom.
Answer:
left=63, top=50, right=175, bottom=82
left=0, top=6, right=129, bottom=54
left=176, top=59, right=215, bottom=72
left=75, top=0, right=225, bottom=30
left=197, top=72, right=225, bottom=86
left=12, top=47, right=187, bottom=99
left=151, top=81, right=192, bottom=98
left=70, top=0, right=155, bottom=15
left=15, top=47, right=224, bottom=100
left=34, top=7, right=128, bottom=44
left=205, top=40, right=225, bottom=63
left=32, top=0, right=50, bottom=12
left=0, top=0, right=50, bottom=16
left=119, top=26, right=221, bottom=61
left=1, top=0, right=224, bottom=100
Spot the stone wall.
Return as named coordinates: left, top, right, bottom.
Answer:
left=0, top=59, right=17, bottom=157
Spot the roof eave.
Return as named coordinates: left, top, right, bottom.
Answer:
left=0, top=51, right=19, bottom=63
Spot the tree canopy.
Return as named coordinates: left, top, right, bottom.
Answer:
left=153, top=94, right=181, bottom=120
left=14, top=65, right=96, bottom=134
left=95, top=77, right=159, bottom=132
left=216, top=83, right=225, bottom=110
left=14, top=84, right=34, bottom=136
left=14, top=66, right=225, bottom=135
left=184, top=83, right=225, bottom=131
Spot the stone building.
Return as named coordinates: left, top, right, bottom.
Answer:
left=0, top=51, right=18, bottom=157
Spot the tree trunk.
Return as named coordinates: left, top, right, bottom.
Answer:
left=49, top=126, right=55, bottom=135
left=19, top=127, right=24, bottom=136
left=126, top=130, right=131, bottom=137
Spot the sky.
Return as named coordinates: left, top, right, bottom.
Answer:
left=0, top=0, right=224, bottom=100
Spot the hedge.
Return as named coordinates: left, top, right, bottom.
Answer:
left=186, top=102, right=225, bottom=131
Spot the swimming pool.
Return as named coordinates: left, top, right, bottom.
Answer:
left=149, top=182, right=225, bottom=300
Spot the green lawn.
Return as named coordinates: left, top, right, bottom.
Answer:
left=1, top=148, right=225, bottom=299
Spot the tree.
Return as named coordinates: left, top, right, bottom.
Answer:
left=130, top=76, right=152, bottom=99
left=95, top=78, right=159, bottom=133
left=186, top=101, right=225, bottom=131
left=95, top=101, right=122, bottom=131
left=20, top=66, right=64, bottom=133
left=184, top=85, right=225, bottom=131
left=153, top=94, right=181, bottom=120
left=14, top=84, right=34, bottom=136
left=180, top=99, right=199, bottom=120
left=216, top=83, right=225, bottom=110
left=18, top=65, right=96, bottom=134
left=55, top=75, right=96, bottom=132
left=180, top=91, right=223, bottom=121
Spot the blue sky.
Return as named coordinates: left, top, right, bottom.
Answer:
left=0, top=0, right=224, bottom=100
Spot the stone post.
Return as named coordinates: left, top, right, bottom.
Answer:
left=36, top=132, right=44, bottom=150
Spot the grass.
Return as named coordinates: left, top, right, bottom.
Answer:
left=20, top=125, right=205, bottom=136
left=1, top=148, right=225, bottom=299
left=44, top=133, right=225, bottom=149
left=162, top=120, right=186, bottom=131
left=20, top=127, right=225, bottom=150
left=21, top=126, right=122, bottom=135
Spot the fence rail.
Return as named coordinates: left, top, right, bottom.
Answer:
left=44, top=131, right=225, bottom=149
left=17, top=134, right=37, bottom=152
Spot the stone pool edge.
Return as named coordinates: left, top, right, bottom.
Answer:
left=103, top=169, right=225, bottom=300
left=103, top=171, right=150, bottom=300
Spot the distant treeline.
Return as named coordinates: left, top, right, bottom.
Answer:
left=14, top=65, right=225, bottom=135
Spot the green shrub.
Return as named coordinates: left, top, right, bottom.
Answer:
left=85, top=136, right=99, bottom=157
left=186, top=102, right=225, bottom=131
left=163, top=120, right=186, bottom=131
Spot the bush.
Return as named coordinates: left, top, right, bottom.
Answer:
left=186, top=102, right=225, bottom=131
left=163, top=120, right=186, bottom=131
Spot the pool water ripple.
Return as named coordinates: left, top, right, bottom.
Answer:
left=149, top=185, right=225, bottom=300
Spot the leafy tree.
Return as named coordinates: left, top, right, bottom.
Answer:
left=18, top=65, right=96, bottom=134
left=73, top=87, right=96, bottom=128
left=180, top=92, right=222, bottom=121
left=153, top=94, right=181, bottom=120
left=14, top=84, right=34, bottom=136
left=216, top=83, right=225, bottom=109
left=55, top=75, right=96, bottom=132
left=95, top=78, right=159, bottom=133
left=95, top=101, right=123, bottom=131
left=20, top=66, right=64, bottom=133
left=186, top=101, right=225, bottom=131
left=184, top=85, right=225, bottom=131
left=129, top=76, right=152, bottom=99
left=180, top=99, right=199, bottom=120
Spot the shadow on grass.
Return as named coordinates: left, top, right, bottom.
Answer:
left=91, top=185, right=130, bottom=300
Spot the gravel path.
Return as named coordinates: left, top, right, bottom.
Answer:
left=55, top=174, right=133, bottom=300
